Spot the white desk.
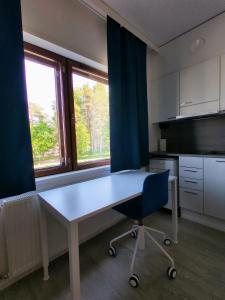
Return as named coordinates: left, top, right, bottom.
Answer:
left=39, top=170, right=178, bottom=300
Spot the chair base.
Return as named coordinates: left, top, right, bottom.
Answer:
left=108, top=223, right=176, bottom=285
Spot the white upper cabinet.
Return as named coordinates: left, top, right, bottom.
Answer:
left=150, top=72, right=179, bottom=123
left=180, top=57, right=220, bottom=109
left=220, top=54, right=225, bottom=111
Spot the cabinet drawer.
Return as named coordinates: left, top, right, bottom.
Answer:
left=180, top=188, right=203, bottom=213
left=149, top=167, right=177, bottom=176
left=179, top=166, right=203, bottom=179
left=179, top=156, right=203, bottom=169
left=150, top=159, right=177, bottom=171
left=179, top=177, right=203, bottom=191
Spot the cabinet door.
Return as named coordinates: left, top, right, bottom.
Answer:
left=150, top=72, right=179, bottom=123
left=180, top=57, right=219, bottom=107
left=204, top=158, right=225, bottom=220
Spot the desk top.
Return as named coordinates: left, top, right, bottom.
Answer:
left=39, top=170, right=176, bottom=224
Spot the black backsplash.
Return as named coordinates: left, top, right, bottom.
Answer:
left=160, top=115, right=225, bottom=154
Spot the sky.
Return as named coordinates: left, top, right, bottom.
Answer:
left=25, top=59, right=57, bottom=117
left=25, top=58, right=107, bottom=117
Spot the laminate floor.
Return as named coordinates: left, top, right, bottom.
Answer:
left=1, top=211, right=225, bottom=300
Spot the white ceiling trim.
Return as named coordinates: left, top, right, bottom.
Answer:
left=78, top=0, right=159, bottom=52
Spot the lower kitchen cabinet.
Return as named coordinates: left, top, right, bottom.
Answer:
left=179, top=156, right=204, bottom=213
left=204, top=157, right=225, bottom=220
left=180, top=188, right=203, bottom=213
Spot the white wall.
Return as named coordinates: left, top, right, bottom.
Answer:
left=21, top=0, right=107, bottom=66
left=148, top=11, right=225, bottom=151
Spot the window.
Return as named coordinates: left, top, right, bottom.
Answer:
left=69, top=62, right=110, bottom=169
left=24, top=43, right=109, bottom=177
left=24, top=44, right=71, bottom=177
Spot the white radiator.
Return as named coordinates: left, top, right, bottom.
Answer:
left=0, top=166, right=123, bottom=290
left=2, top=196, right=41, bottom=278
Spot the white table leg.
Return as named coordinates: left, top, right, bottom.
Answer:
left=68, top=222, right=80, bottom=300
left=40, top=206, right=49, bottom=280
left=171, top=178, right=178, bottom=244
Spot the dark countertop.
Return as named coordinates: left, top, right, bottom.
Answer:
left=150, top=151, right=225, bottom=158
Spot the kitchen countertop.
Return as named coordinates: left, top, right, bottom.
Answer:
left=150, top=151, right=225, bottom=158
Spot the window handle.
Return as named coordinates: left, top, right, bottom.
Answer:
left=71, top=114, right=76, bottom=125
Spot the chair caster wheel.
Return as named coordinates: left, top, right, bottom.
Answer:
left=167, top=266, right=177, bottom=279
left=131, top=230, right=137, bottom=239
left=129, top=274, right=139, bottom=288
left=164, top=238, right=171, bottom=246
left=108, top=246, right=117, bottom=257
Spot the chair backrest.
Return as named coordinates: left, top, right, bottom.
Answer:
left=141, top=170, right=169, bottom=218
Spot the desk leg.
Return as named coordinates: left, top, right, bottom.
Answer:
left=172, top=179, right=178, bottom=244
left=68, top=222, right=80, bottom=300
left=40, top=206, right=49, bottom=281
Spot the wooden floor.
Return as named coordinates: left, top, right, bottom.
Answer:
left=1, top=211, right=225, bottom=300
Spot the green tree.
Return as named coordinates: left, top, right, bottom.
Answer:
left=73, top=91, right=90, bottom=157
left=73, top=81, right=110, bottom=161
left=28, top=102, right=58, bottom=164
left=30, top=121, right=57, bottom=161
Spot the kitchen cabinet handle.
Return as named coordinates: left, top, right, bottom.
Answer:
left=184, top=180, right=197, bottom=184
left=216, top=160, right=225, bottom=163
left=183, top=169, right=197, bottom=172
left=180, top=101, right=192, bottom=106
left=184, top=191, right=198, bottom=195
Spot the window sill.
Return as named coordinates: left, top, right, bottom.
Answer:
left=0, top=166, right=110, bottom=206
left=35, top=165, right=111, bottom=192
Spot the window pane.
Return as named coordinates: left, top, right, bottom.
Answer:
left=25, top=58, right=61, bottom=169
left=72, top=73, right=110, bottom=164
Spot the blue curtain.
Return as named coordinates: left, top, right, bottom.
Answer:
left=0, top=1, right=35, bottom=199
left=107, top=16, right=149, bottom=172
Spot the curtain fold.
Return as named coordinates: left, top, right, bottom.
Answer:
left=0, top=1, right=36, bottom=199
left=107, top=16, right=149, bottom=172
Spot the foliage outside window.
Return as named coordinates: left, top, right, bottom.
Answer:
left=72, top=73, right=110, bottom=164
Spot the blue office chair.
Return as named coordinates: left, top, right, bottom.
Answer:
left=108, top=170, right=177, bottom=287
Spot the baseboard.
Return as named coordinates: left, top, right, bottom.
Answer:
left=181, top=209, right=225, bottom=233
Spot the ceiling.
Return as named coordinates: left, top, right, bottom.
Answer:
left=103, top=0, right=225, bottom=46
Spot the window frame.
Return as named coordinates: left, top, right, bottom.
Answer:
left=24, top=43, right=110, bottom=177
left=24, top=43, right=72, bottom=177
left=67, top=59, right=110, bottom=170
